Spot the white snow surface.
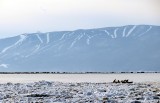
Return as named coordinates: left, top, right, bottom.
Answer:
left=36, top=34, right=43, bottom=43
left=25, top=45, right=40, bottom=57
left=0, top=73, right=159, bottom=83
left=111, top=35, right=114, bottom=38
left=0, top=64, right=8, bottom=68
left=0, top=34, right=27, bottom=54
left=122, top=27, right=127, bottom=37
left=139, top=26, right=152, bottom=37
left=114, top=28, right=118, bottom=38
left=126, top=25, right=137, bottom=37
left=86, top=35, right=92, bottom=45
left=59, top=32, right=69, bottom=40
left=86, top=34, right=97, bottom=45
left=69, top=34, right=83, bottom=48
left=46, top=33, right=50, bottom=43
left=0, top=74, right=160, bottom=103
left=68, top=32, right=74, bottom=36
left=104, top=30, right=110, bottom=36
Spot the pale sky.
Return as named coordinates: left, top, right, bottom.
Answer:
left=0, top=0, right=160, bottom=38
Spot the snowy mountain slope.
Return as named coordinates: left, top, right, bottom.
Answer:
left=0, top=25, right=160, bottom=72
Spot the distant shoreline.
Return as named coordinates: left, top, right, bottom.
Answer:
left=0, top=71, right=160, bottom=74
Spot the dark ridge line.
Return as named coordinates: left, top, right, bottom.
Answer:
left=0, top=72, right=160, bottom=74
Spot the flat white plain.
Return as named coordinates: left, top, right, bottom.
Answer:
left=0, top=73, right=160, bottom=83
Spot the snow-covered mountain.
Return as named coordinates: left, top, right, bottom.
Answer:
left=0, top=25, right=160, bottom=72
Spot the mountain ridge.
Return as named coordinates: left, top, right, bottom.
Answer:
left=0, top=25, right=160, bottom=72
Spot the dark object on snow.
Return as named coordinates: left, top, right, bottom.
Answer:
left=153, top=96, right=159, bottom=99
left=121, top=79, right=133, bottom=83
left=113, top=79, right=120, bottom=83
left=26, top=94, right=50, bottom=97
left=113, top=79, right=133, bottom=83
left=131, top=101, right=141, bottom=103
left=87, top=92, right=92, bottom=95
left=121, top=79, right=128, bottom=83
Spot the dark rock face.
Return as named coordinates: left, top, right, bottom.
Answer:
left=0, top=25, right=160, bottom=72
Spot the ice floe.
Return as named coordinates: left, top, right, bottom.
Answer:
left=0, top=81, right=159, bottom=103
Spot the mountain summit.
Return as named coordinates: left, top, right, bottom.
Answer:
left=0, top=25, right=160, bottom=72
